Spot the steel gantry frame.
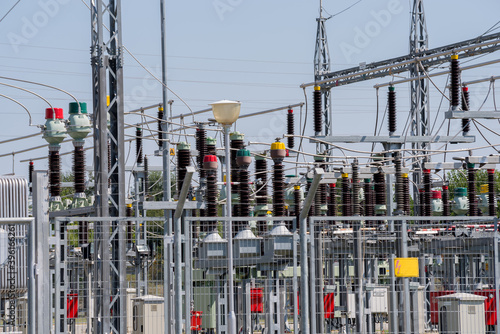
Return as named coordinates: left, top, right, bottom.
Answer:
left=314, top=0, right=332, bottom=138
left=90, top=0, right=126, bottom=333
left=301, top=31, right=500, bottom=89
left=409, top=0, right=430, bottom=214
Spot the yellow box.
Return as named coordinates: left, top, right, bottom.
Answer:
left=394, top=257, right=419, bottom=277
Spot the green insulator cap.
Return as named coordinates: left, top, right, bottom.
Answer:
left=364, top=178, right=371, bottom=183
left=230, top=131, right=244, bottom=141
left=136, top=127, right=141, bottom=131
left=455, top=187, right=467, bottom=197
left=389, top=86, right=395, bottom=92
left=236, top=148, right=251, bottom=157
left=69, top=102, right=87, bottom=114
left=177, top=141, right=191, bottom=150
left=206, top=136, right=216, bottom=146
left=467, top=163, right=475, bottom=169
left=285, top=175, right=296, bottom=178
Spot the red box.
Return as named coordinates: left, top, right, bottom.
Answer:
left=250, top=288, right=264, bottom=313
left=67, top=293, right=78, bottom=319
left=191, top=311, right=203, bottom=331
left=429, top=291, right=454, bottom=324
left=323, top=293, right=335, bottom=319
left=474, top=289, right=497, bottom=326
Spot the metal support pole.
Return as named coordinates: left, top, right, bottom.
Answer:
left=32, top=171, right=50, bottom=334
left=174, top=167, right=194, bottom=333
left=389, top=253, right=398, bottom=334
left=400, top=220, right=411, bottom=334
left=223, top=125, right=237, bottom=334
left=299, top=168, right=323, bottom=334
left=354, top=218, right=365, bottom=334
left=494, top=218, right=500, bottom=334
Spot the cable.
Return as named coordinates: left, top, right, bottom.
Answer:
left=0, top=0, right=20, bottom=24
left=0, top=93, right=34, bottom=126
left=0, top=82, right=53, bottom=109
left=0, top=75, right=81, bottom=113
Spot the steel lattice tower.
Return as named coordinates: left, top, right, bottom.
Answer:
left=314, top=0, right=332, bottom=137
left=409, top=0, right=429, bottom=213
left=90, top=0, right=126, bottom=332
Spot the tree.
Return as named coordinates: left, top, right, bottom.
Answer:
left=446, top=169, right=500, bottom=195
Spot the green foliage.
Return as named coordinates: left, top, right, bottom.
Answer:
left=446, top=169, right=500, bottom=195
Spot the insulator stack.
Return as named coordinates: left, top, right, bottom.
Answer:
left=423, top=169, right=431, bottom=217
left=488, top=169, right=496, bottom=216
left=314, top=156, right=327, bottom=216
left=394, top=153, right=404, bottom=213
left=314, top=184, right=322, bottom=217
left=203, top=155, right=218, bottom=232
left=126, top=203, right=133, bottom=242
left=287, top=109, right=295, bottom=148
left=450, top=54, right=461, bottom=109
left=328, top=184, right=337, bottom=217
left=461, top=87, right=471, bottom=134
left=442, top=185, right=450, bottom=216
left=29, top=161, right=34, bottom=193
left=158, top=107, right=164, bottom=149
left=364, top=179, right=374, bottom=216
left=273, top=163, right=285, bottom=217
left=206, top=137, right=217, bottom=156
left=402, top=173, right=410, bottom=215
left=236, top=147, right=252, bottom=231
left=136, top=127, right=143, bottom=164
left=388, top=86, right=397, bottom=135
left=49, top=148, right=61, bottom=197
left=144, top=155, right=149, bottom=198
left=468, top=163, right=477, bottom=216
left=342, top=173, right=352, bottom=218
left=313, top=85, right=322, bottom=133
left=374, top=171, right=386, bottom=216
left=176, top=142, right=191, bottom=197
left=352, top=161, right=360, bottom=216
left=294, top=185, right=301, bottom=228
left=230, top=132, right=244, bottom=217
left=196, top=126, right=207, bottom=178
left=74, top=144, right=85, bottom=194
left=271, top=141, right=286, bottom=218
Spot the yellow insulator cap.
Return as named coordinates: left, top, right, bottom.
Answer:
left=402, top=173, right=408, bottom=178
left=294, top=185, right=301, bottom=190
left=451, top=54, right=459, bottom=60
left=106, top=95, right=110, bottom=106
left=158, top=106, right=164, bottom=111
left=342, top=173, right=349, bottom=178
left=126, top=203, right=132, bottom=208
left=314, top=85, right=321, bottom=91
left=480, top=184, right=489, bottom=193
left=271, top=141, right=286, bottom=150
left=223, top=175, right=226, bottom=182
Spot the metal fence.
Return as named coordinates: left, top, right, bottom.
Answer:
left=7, top=214, right=500, bottom=334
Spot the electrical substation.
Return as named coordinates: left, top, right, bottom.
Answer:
left=2, top=1, right=500, bottom=334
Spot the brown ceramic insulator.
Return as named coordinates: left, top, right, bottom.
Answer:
left=74, top=146, right=85, bottom=194
left=49, top=150, right=61, bottom=197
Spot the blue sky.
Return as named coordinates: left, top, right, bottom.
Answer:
left=1, top=0, right=500, bottom=188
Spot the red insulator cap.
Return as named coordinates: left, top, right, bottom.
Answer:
left=462, top=87, right=469, bottom=92
left=29, top=161, right=34, bottom=166
left=423, top=169, right=431, bottom=174
left=330, top=183, right=336, bottom=188
left=286, top=149, right=290, bottom=157
left=288, top=109, right=293, bottom=114
left=442, top=185, right=449, bottom=190
left=419, top=189, right=424, bottom=193
left=432, top=190, right=442, bottom=199
left=203, top=155, right=217, bottom=163
left=488, top=169, right=495, bottom=174
left=45, top=108, right=64, bottom=119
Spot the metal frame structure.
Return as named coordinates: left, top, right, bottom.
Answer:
left=90, top=0, right=126, bottom=332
